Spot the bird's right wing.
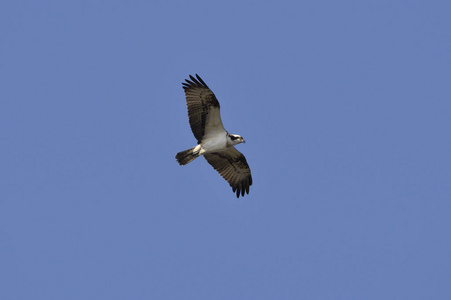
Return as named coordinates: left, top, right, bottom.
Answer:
left=182, top=74, right=226, bottom=144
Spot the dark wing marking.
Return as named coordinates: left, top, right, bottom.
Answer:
left=204, top=147, right=252, bottom=198
left=182, top=74, right=225, bottom=144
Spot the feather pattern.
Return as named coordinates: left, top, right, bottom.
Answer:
left=182, top=74, right=224, bottom=144
left=204, top=147, right=253, bottom=198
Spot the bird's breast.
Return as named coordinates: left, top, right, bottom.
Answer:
left=201, top=135, right=228, bottom=153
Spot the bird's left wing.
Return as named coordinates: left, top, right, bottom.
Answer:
left=204, top=147, right=252, bottom=198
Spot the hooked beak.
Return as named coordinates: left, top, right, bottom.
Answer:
left=242, top=138, right=246, bottom=143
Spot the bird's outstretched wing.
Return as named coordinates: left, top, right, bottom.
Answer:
left=204, top=147, right=252, bottom=198
left=182, top=74, right=226, bottom=144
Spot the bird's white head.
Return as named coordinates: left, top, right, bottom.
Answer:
left=228, top=134, right=245, bottom=146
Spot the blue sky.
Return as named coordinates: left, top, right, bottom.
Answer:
left=1, top=1, right=450, bottom=299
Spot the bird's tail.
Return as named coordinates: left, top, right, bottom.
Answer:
left=175, top=147, right=199, bottom=165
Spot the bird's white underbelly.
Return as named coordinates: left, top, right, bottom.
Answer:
left=199, top=134, right=228, bottom=154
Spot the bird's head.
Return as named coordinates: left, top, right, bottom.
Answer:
left=228, top=134, right=245, bottom=145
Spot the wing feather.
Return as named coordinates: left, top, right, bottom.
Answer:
left=204, top=147, right=253, bottom=198
left=182, top=74, right=225, bottom=143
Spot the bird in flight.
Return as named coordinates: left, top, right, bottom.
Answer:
left=175, top=74, right=252, bottom=198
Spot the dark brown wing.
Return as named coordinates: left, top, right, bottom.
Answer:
left=182, top=74, right=225, bottom=144
left=204, top=147, right=252, bottom=198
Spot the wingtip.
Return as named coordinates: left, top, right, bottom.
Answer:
left=234, top=186, right=250, bottom=198
left=183, top=74, right=208, bottom=88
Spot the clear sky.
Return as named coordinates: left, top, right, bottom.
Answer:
left=1, top=1, right=450, bottom=299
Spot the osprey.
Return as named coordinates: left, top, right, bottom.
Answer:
left=175, top=74, right=252, bottom=198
